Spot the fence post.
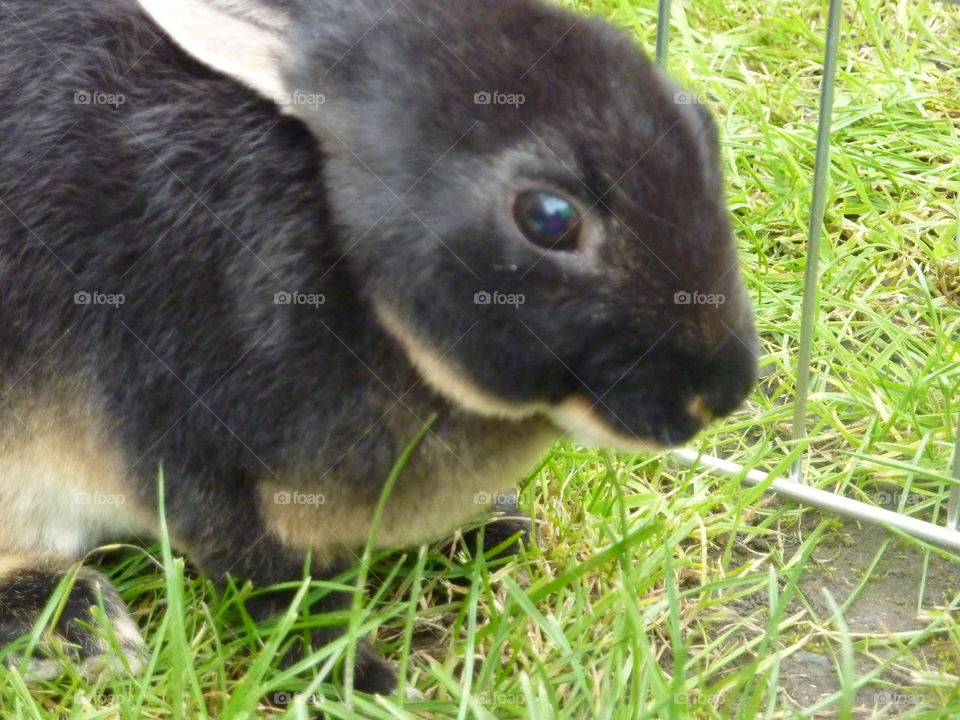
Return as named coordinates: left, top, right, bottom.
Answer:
left=949, top=410, right=960, bottom=530
left=655, top=0, right=671, bottom=66
left=790, top=0, right=843, bottom=482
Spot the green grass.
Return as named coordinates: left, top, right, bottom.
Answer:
left=3, top=0, right=960, bottom=717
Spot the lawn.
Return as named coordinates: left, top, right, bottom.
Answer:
left=2, top=0, right=959, bottom=718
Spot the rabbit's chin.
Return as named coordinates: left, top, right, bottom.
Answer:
left=374, top=305, right=664, bottom=453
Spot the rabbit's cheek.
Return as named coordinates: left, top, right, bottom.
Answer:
left=0, top=383, right=154, bottom=557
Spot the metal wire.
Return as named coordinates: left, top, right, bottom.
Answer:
left=655, top=0, right=671, bottom=66
left=949, top=410, right=960, bottom=531
left=949, top=194, right=960, bottom=530
left=671, top=449, right=960, bottom=553
left=790, top=0, right=843, bottom=483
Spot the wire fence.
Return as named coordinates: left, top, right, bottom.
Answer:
left=657, top=0, right=960, bottom=552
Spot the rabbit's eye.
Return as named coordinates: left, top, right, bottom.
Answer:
left=513, top=191, right=582, bottom=252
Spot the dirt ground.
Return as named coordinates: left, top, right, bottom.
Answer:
left=776, top=517, right=960, bottom=718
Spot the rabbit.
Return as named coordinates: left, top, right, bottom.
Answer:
left=0, top=0, right=757, bottom=695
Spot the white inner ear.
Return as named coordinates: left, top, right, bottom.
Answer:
left=136, top=0, right=291, bottom=101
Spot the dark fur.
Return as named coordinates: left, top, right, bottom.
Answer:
left=0, top=0, right=756, bottom=694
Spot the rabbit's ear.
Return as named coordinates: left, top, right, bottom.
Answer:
left=136, top=0, right=291, bottom=101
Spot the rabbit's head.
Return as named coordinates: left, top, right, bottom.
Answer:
left=139, top=0, right=757, bottom=449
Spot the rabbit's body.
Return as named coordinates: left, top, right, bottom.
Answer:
left=0, top=0, right=756, bottom=693
left=1, top=0, right=555, bottom=556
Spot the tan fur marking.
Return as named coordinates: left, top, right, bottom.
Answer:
left=258, top=479, right=372, bottom=565
left=259, top=417, right=556, bottom=562
left=687, top=394, right=713, bottom=423
left=549, top=396, right=663, bottom=453
left=0, top=554, right=29, bottom=578
left=374, top=305, right=550, bottom=420
left=373, top=305, right=664, bottom=451
left=0, top=379, right=154, bottom=558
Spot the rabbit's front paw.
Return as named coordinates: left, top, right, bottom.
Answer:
left=353, top=638, right=397, bottom=695
left=479, top=493, right=534, bottom=559
left=0, top=557, right=146, bottom=681
left=450, top=492, right=534, bottom=561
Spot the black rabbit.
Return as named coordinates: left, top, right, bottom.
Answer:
left=0, top=0, right=756, bottom=694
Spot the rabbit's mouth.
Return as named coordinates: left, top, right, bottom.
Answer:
left=564, top=331, right=759, bottom=449
left=547, top=395, right=716, bottom=452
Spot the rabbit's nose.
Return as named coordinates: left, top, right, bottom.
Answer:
left=694, top=333, right=758, bottom=419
